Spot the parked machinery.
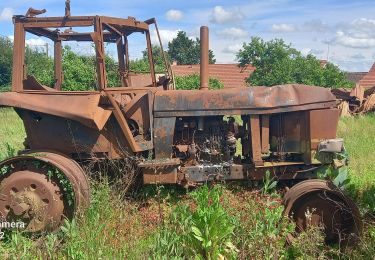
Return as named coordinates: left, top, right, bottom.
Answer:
left=0, top=4, right=361, bottom=244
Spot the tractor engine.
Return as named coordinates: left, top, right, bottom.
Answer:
left=173, top=116, right=243, bottom=165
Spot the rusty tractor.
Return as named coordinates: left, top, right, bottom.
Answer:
left=0, top=4, right=361, bottom=244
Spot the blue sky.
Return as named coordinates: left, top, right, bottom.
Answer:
left=1, top=0, right=375, bottom=71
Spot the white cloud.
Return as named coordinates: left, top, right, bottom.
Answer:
left=210, top=6, right=245, bottom=24
left=26, top=38, right=47, bottom=46
left=271, top=23, right=296, bottom=33
left=151, top=29, right=180, bottom=46
left=329, top=18, right=375, bottom=49
left=8, top=36, right=49, bottom=50
left=165, top=9, right=183, bottom=21
left=329, top=57, right=373, bottom=72
left=350, top=53, right=365, bottom=60
left=310, top=49, right=324, bottom=56
left=301, top=48, right=312, bottom=56
left=218, top=27, right=248, bottom=39
left=332, top=30, right=375, bottom=48
left=303, top=19, right=330, bottom=33
left=0, top=7, right=13, bottom=21
left=222, top=43, right=242, bottom=54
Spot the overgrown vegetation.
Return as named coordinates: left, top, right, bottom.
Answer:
left=175, top=74, right=224, bottom=90
left=236, top=37, right=354, bottom=88
left=0, top=109, right=374, bottom=258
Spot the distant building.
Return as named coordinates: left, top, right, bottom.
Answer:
left=358, top=63, right=375, bottom=89
left=346, top=72, right=367, bottom=84
left=171, top=63, right=255, bottom=88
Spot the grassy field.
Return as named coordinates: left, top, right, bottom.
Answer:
left=0, top=108, right=374, bottom=259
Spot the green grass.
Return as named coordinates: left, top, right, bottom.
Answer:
left=0, top=108, right=25, bottom=160
left=338, top=114, right=375, bottom=188
left=338, top=114, right=375, bottom=215
left=0, top=108, right=374, bottom=258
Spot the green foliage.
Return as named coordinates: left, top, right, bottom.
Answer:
left=25, top=47, right=55, bottom=87
left=229, top=191, right=295, bottom=259
left=142, top=44, right=168, bottom=72
left=46, top=165, right=75, bottom=207
left=287, top=225, right=329, bottom=259
left=105, top=54, right=121, bottom=88
left=316, top=149, right=351, bottom=188
left=61, top=46, right=97, bottom=91
left=237, top=37, right=354, bottom=88
left=0, top=108, right=25, bottom=160
left=338, top=114, right=375, bottom=215
left=175, top=74, right=224, bottom=90
left=168, top=31, right=216, bottom=65
left=0, top=37, right=13, bottom=91
left=261, top=170, right=278, bottom=195
left=151, top=185, right=238, bottom=259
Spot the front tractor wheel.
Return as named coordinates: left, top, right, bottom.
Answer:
left=283, top=180, right=362, bottom=246
left=0, top=152, right=90, bottom=233
left=0, top=170, right=65, bottom=232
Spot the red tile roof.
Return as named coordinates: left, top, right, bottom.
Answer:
left=359, top=63, right=375, bottom=89
left=346, top=72, right=367, bottom=84
left=171, top=64, right=255, bottom=88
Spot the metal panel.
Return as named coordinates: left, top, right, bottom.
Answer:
left=153, top=117, right=176, bottom=159
left=250, top=115, right=263, bottom=166
left=12, top=22, right=25, bottom=92
left=154, top=85, right=338, bottom=117
left=261, top=115, right=270, bottom=153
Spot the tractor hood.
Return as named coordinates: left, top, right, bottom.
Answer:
left=153, top=84, right=338, bottom=117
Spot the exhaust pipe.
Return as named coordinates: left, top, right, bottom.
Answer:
left=200, top=26, right=209, bottom=90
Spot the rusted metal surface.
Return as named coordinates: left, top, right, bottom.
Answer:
left=332, top=84, right=375, bottom=115
left=0, top=152, right=90, bottom=231
left=283, top=180, right=362, bottom=245
left=200, top=26, right=209, bottom=91
left=0, top=152, right=90, bottom=212
left=0, top=92, right=111, bottom=129
left=249, top=115, right=263, bottom=166
left=154, top=84, right=337, bottom=117
left=0, top=170, right=65, bottom=232
left=260, top=115, right=270, bottom=154
left=153, top=117, right=176, bottom=158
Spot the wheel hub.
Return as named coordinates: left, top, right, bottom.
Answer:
left=0, top=170, right=65, bottom=232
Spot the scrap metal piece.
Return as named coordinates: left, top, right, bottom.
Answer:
left=65, top=0, right=71, bottom=17
left=26, top=8, right=47, bottom=17
left=318, top=138, right=344, bottom=153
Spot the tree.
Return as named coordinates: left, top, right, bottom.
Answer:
left=175, top=74, right=223, bottom=90
left=237, top=37, right=353, bottom=88
left=0, top=37, right=14, bottom=91
left=142, top=44, right=168, bottom=72
left=168, top=31, right=216, bottom=65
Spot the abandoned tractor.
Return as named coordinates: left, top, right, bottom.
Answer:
left=0, top=5, right=361, bottom=244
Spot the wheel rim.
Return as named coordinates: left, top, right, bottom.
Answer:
left=0, top=170, right=65, bottom=232
left=290, top=190, right=355, bottom=243
left=283, top=180, right=361, bottom=245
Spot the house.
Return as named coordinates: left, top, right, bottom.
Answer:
left=358, top=63, right=375, bottom=89
left=171, top=63, right=255, bottom=88
left=345, top=72, right=367, bottom=84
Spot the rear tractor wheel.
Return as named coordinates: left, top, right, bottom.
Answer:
left=0, top=152, right=90, bottom=233
left=283, top=179, right=362, bottom=246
